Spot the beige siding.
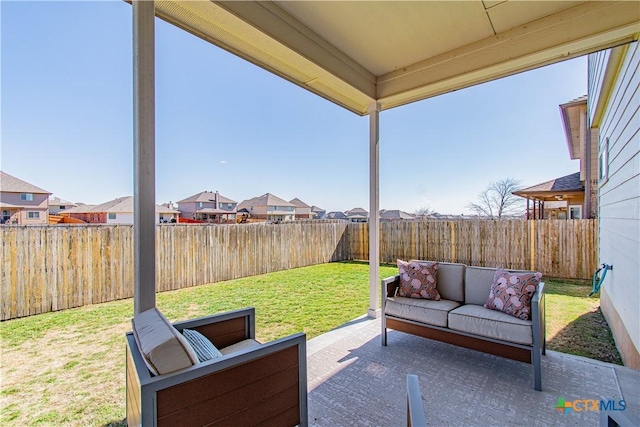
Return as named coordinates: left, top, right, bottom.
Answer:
left=590, top=41, right=640, bottom=367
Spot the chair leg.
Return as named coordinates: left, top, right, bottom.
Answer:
left=381, top=316, right=387, bottom=346
left=532, top=346, right=542, bottom=391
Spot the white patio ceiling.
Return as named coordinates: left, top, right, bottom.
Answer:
left=154, top=0, right=640, bottom=115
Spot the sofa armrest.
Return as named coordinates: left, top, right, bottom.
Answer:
left=382, top=275, right=400, bottom=299
left=532, top=282, right=545, bottom=331
left=173, top=307, right=255, bottom=349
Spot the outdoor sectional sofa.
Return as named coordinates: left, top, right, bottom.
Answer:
left=381, top=261, right=545, bottom=391
left=126, top=307, right=307, bottom=426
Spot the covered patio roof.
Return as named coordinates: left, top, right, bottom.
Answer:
left=130, top=1, right=640, bottom=316
left=513, top=172, right=584, bottom=201
left=153, top=1, right=639, bottom=115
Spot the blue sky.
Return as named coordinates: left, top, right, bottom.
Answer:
left=1, top=1, right=587, bottom=214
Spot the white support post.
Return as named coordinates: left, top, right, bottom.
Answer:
left=368, top=102, right=381, bottom=319
left=133, top=0, right=156, bottom=315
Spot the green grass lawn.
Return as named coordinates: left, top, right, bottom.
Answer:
left=0, top=262, right=621, bottom=426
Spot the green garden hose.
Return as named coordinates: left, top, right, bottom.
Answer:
left=589, top=263, right=613, bottom=297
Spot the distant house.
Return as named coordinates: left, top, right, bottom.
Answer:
left=63, top=196, right=179, bottom=224
left=513, top=96, right=597, bottom=220
left=513, top=172, right=585, bottom=220
left=0, top=171, right=51, bottom=225
left=325, top=211, right=348, bottom=220
left=177, top=191, right=237, bottom=223
left=48, top=197, right=77, bottom=215
left=345, top=207, right=368, bottom=223
left=380, top=209, right=415, bottom=221
left=311, top=206, right=326, bottom=219
left=290, top=198, right=313, bottom=220
left=237, top=193, right=296, bottom=222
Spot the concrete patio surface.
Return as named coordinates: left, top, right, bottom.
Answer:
left=306, top=316, right=639, bottom=426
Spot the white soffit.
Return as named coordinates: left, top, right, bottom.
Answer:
left=153, top=1, right=640, bottom=116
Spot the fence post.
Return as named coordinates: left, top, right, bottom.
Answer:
left=449, top=221, right=456, bottom=263
left=529, top=220, right=536, bottom=271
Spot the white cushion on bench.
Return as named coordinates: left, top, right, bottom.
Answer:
left=220, top=339, right=262, bottom=356
left=386, top=297, right=460, bottom=327
left=448, top=304, right=533, bottom=345
left=132, top=308, right=199, bottom=375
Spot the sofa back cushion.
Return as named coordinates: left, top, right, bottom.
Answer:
left=410, top=261, right=465, bottom=302
left=464, top=266, right=499, bottom=305
left=465, top=266, right=539, bottom=305
left=132, top=307, right=199, bottom=375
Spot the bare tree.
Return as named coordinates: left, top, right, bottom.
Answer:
left=414, top=205, right=434, bottom=219
left=467, top=178, right=524, bottom=219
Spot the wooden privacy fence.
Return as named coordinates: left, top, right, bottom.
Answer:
left=348, top=219, right=598, bottom=280
left=1, top=222, right=349, bottom=320
left=1, top=219, right=596, bottom=320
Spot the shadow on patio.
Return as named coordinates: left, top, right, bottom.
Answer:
left=306, top=317, right=639, bottom=426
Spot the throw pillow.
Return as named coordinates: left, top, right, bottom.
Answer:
left=397, top=259, right=440, bottom=300
left=484, top=269, right=542, bottom=320
left=182, top=329, right=224, bottom=362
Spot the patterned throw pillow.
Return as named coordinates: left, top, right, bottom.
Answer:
left=182, top=329, right=224, bottom=362
left=484, top=269, right=542, bottom=320
left=397, top=259, right=440, bottom=300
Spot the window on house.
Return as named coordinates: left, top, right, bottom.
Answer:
left=569, top=206, right=582, bottom=220
left=27, top=211, right=40, bottom=219
left=59, top=206, right=66, bottom=210
left=108, top=213, right=116, bottom=220
left=599, top=137, right=609, bottom=184
left=198, top=202, right=203, bottom=208
left=20, top=193, right=33, bottom=201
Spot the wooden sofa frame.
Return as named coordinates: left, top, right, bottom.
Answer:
left=382, top=276, right=546, bottom=391
left=126, top=307, right=308, bottom=426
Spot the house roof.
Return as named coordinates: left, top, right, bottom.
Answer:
left=237, top=193, right=296, bottom=210
left=380, top=210, right=415, bottom=220
left=559, top=95, right=588, bottom=160
left=345, top=207, right=368, bottom=216
left=0, top=171, right=50, bottom=194
left=177, top=191, right=237, bottom=204
left=513, top=172, right=584, bottom=199
left=151, top=2, right=639, bottom=115
left=326, top=211, right=348, bottom=220
left=290, top=198, right=311, bottom=208
left=49, top=197, right=76, bottom=207
left=64, top=197, right=179, bottom=214
left=311, top=206, right=325, bottom=213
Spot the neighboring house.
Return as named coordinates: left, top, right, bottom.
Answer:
left=311, top=206, right=326, bottom=219
left=325, top=211, right=348, bottom=220
left=0, top=171, right=51, bottom=225
left=290, top=198, right=313, bottom=220
left=48, top=196, right=77, bottom=215
left=177, top=191, right=237, bottom=223
left=345, top=207, right=369, bottom=223
left=588, top=42, right=640, bottom=369
left=237, top=193, right=296, bottom=222
left=63, top=196, right=179, bottom=224
left=380, top=209, right=415, bottom=221
left=514, top=95, right=598, bottom=220
left=513, top=172, right=585, bottom=220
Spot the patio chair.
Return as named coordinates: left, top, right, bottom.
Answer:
left=126, top=307, right=308, bottom=426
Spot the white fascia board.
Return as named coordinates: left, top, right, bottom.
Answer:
left=376, top=1, right=640, bottom=111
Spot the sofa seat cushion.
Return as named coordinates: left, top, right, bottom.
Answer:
left=132, top=308, right=199, bottom=375
left=220, top=339, right=262, bottom=356
left=448, top=304, right=533, bottom=345
left=385, top=297, right=460, bottom=327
